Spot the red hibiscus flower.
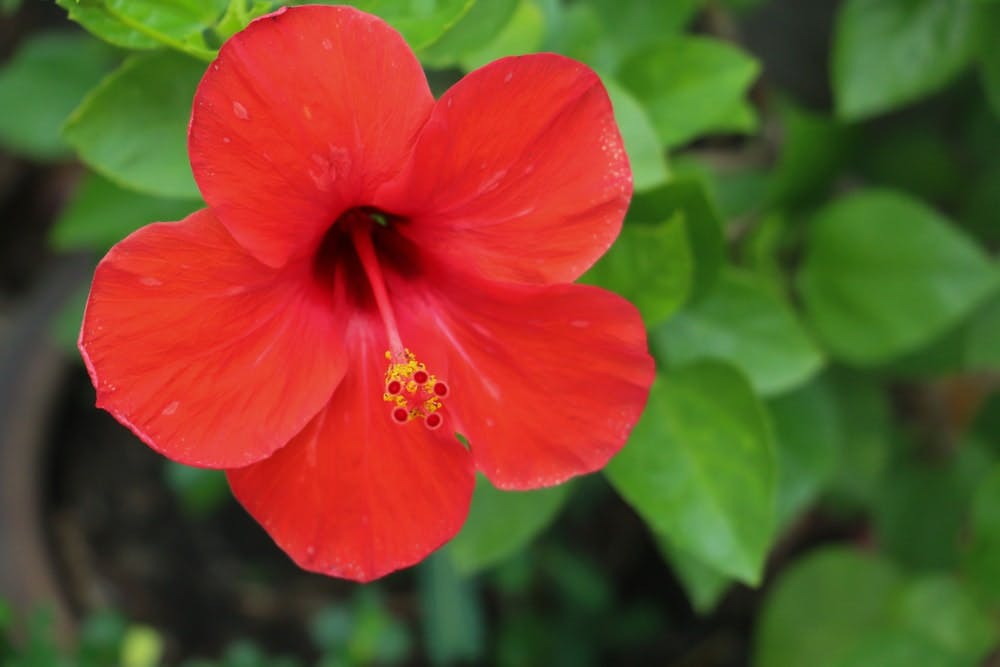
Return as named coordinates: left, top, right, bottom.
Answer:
left=79, top=4, right=654, bottom=581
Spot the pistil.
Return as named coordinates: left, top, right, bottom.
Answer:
left=351, top=225, right=405, bottom=360
left=350, top=219, right=449, bottom=429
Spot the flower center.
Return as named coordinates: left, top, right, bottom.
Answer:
left=349, top=214, right=449, bottom=431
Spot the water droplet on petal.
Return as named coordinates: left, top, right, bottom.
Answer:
left=232, top=101, right=249, bottom=120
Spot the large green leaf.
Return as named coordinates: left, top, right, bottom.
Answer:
left=832, top=632, right=970, bottom=667
left=963, top=465, right=1000, bottom=607
left=628, top=179, right=725, bottom=301
left=573, top=0, right=702, bottom=71
left=419, top=553, right=485, bottom=665
left=832, top=0, right=976, bottom=120
left=372, top=0, right=477, bottom=51
left=57, top=0, right=225, bottom=57
left=418, top=0, right=518, bottom=66
left=873, top=459, right=976, bottom=572
left=602, top=77, right=670, bottom=193
left=798, top=190, right=999, bottom=365
left=825, top=371, right=891, bottom=508
left=965, top=295, right=1000, bottom=370
left=458, top=0, right=544, bottom=70
left=617, top=37, right=760, bottom=148
left=50, top=173, right=201, bottom=252
left=979, top=3, right=1000, bottom=119
left=892, top=575, right=997, bottom=659
left=767, top=377, right=841, bottom=527
left=0, top=32, right=112, bottom=160
left=57, top=0, right=159, bottom=50
left=304, top=0, right=477, bottom=51
left=754, top=548, right=995, bottom=667
left=768, top=102, right=854, bottom=208
left=654, top=269, right=824, bottom=396
left=606, top=362, right=777, bottom=584
left=64, top=51, right=205, bottom=198
left=582, top=214, right=693, bottom=327
left=754, top=549, right=902, bottom=667
left=656, top=534, right=732, bottom=614
left=104, top=0, right=227, bottom=41
left=448, top=476, right=569, bottom=574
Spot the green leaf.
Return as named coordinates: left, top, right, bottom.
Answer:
left=965, top=294, right=1000, bottom=370
left=78, top=610, right=127, bottom=667
left=963, top=465, right=1000, bottom=608
left=104, top=0, right=227, bottom=41
left=549, top=0, right=702, bottom=71
left=51, top=285, right=89, bottom=358
left=656, top=534, right=732, bottom=614
left=798, top=190, right=999, bottom=365
left=825, top=371, right=891, bottom=508
left=57, top=0, right=225, bottom=58
left=458, top=0, right=544, bottom=71
left=617, top=37, right=760, bottom=148
left=853, top=121, right=963, bottom=205
left=164, top=462, right=230, bottom=517
left=303, top=0, right=476, bottom=52
left=628, top=179, right=725, bottom=301
left=602, top=77, right=670, bottom=193
left=606, top=362, right=777, bottom=584
left=755, top=547, right=996, bottom=667
left=892, top=576, right=997, bottom=660
left=57, top=0, right=160, bottom=49
left=537, top=0, right=601, bottom=66
left=419, top=553, right=485, bottom=666
left=64, top=51, right=205, bottom=198
left=754, top=548, right=902, bottom=667
left=419, top=0, right=518, bottom=67
left=582, top=214, right=693, bottom=327
left=832, top=631, right=970, bottom=667
left=654, top=269, right=824, bottom=396
left=342, top=591, right=412, bottom=664
left=0, top=32, right=113, bottom=160
left=768, top=102, right=854, bottom=208
left=978, top=3, right=1000, bottom=119
left=767, top=377, right=841, bottom=527
left=120, top=626, right=164, bottom=667
left=51, top=173, right=201, bottom=252
left=832, top=0, right=976, bottom=120
left=448, top=475, right=569, bottom=574
left=377, top=0, right=477, bottom=52
left=873, top=459, right=974, bottom=571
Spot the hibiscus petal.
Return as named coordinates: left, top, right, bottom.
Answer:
left=80, top=209, right=347, bottom=468
left=398, top=277, right=654, bottom=489
left=226, top=337, right=475, bottom=582
left=188, top=5, right=434, bottom=268
left=379, top=54, right=631, bottom=285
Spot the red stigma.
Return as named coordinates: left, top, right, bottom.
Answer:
left=383, top=349, right=448, bottom=430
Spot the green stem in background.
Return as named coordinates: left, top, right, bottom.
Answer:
left=102, top=5, right=218, bottom=62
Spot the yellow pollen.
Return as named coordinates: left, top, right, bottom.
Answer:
left=383, top=349, right=448, bottom=429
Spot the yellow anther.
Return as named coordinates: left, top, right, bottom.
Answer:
left=383, top=349, right=449, bottom=428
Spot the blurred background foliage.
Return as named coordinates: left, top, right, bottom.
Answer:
left=1, top=0, right=1000, bottom=664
